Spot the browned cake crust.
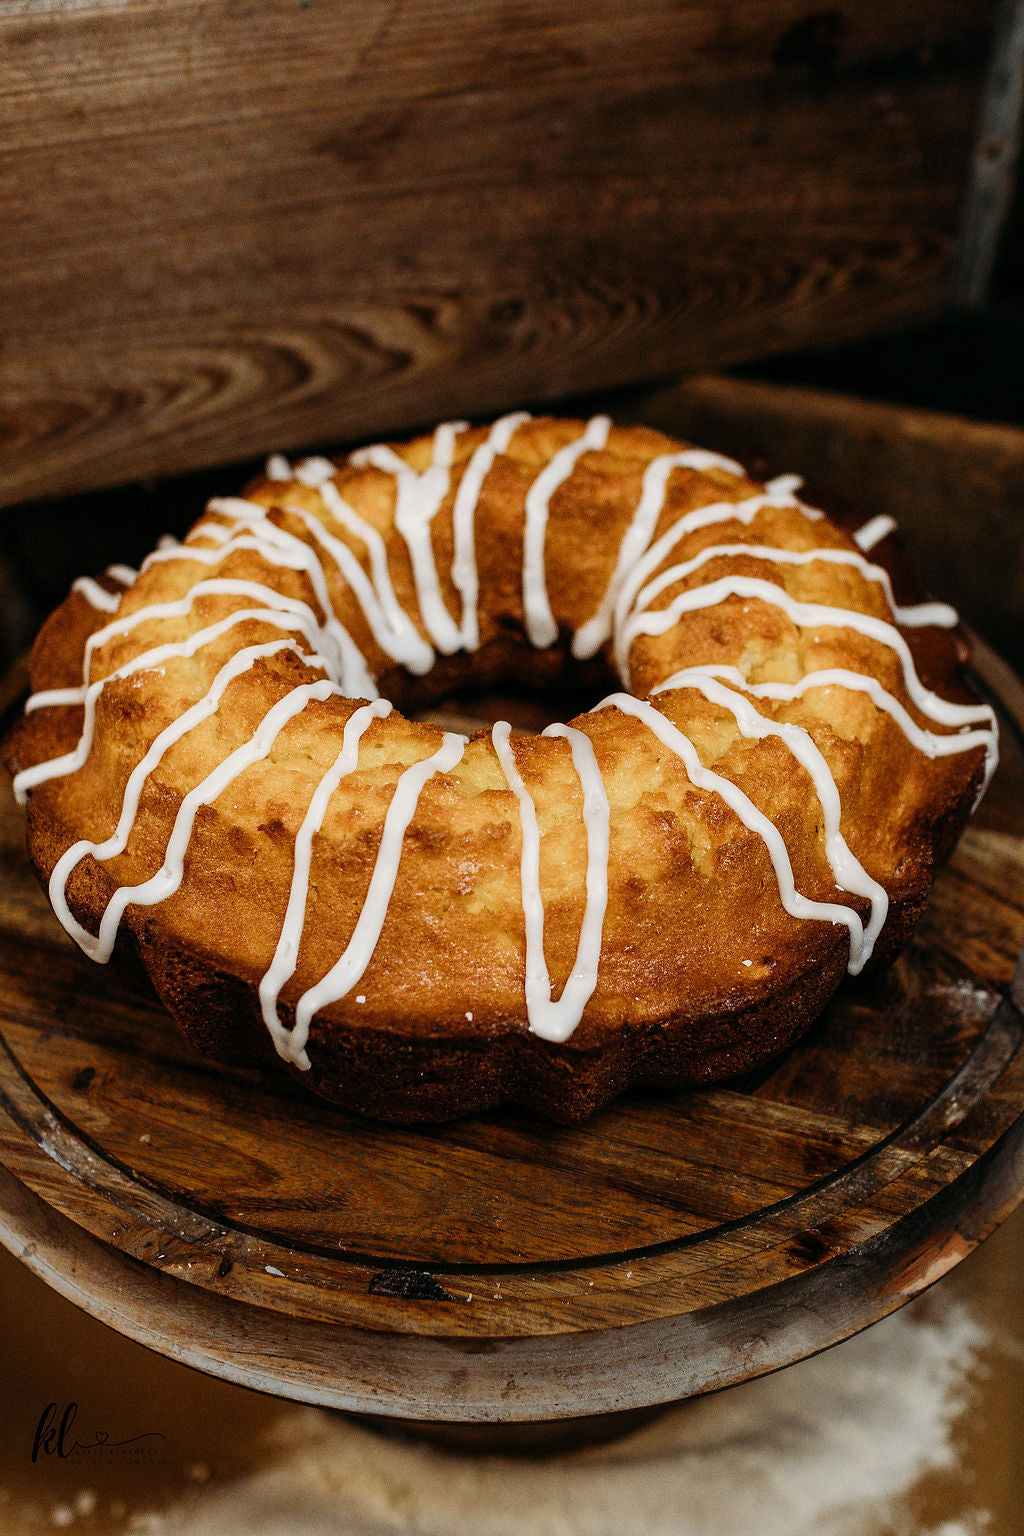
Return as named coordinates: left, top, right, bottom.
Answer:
left=4, top=416, right=995, bottom=1122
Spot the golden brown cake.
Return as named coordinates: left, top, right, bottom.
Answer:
left=4, top=414, right=997, bottom=1122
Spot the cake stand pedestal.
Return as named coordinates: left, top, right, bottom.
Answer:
left=0, top=639, right=1022, bottom=1425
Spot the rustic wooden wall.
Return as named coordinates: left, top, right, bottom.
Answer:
left=0, top=0, right=997, bottom=507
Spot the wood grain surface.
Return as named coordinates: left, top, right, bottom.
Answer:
left=0, top=0, right=996, bottom=506
left=0, top=637, right=1022, bottom=1418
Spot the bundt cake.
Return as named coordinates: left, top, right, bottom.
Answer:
left=4, top=414, right=998, bottom=1122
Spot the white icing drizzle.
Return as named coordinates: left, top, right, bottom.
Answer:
left=293, top=456, right=339, bottom=488
left=351, top=421, right=470, bottom=654
left=573, top=447, right=746, bottom=660
left=19, top=575, right=346, bottom=727
left=71, top=564, right=138, bottom=613
left=593, top=692, right=875, bottom=966
left=71, top=577, right=122, bottom=613
left=611, top=486, right=827, bottom=676
left=450, top=412, right=532, bottom=650
left=631, top=543, right=958, bottom=632
left=651, top=667, right=889, bottom=967
left=620, top=575, right=995, bottom=742
left=523, top=415, right=611, bottom=648
left=141, top=516, right=377, bottom=700
left=290, top=489, right=434, bottom=674
left=491, top=720, right=610, bottom=1042
left=15, top=613, right=331, bottom=814
left=287, top=731, right=468, bottom=1059
left=854, top=514, right=897, bottom=552
left=142, top=527, right=312, bottom=576
left=183, top=491, right=433, bottom=676
left=259, top=699, right=393, bottom=1068
left=764, top=474, right=805, bottom=499
left=676, top=664, right=998, bottom=808
left=204, top=498, right=376, bottom=696
left=50, top=644, right=336, bottom=962
left=17, top=415, right=999, bottom=1058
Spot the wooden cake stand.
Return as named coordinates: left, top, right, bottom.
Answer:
left=0, top=639, right=1022, bottom=1425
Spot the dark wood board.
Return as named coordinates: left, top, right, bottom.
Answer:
left=0, top=636, right=1022, bottom=1420
left=0, top=0, right=997, bottom=506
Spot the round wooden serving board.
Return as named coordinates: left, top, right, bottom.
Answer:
left=0, top=640, right=1023, bottom=1424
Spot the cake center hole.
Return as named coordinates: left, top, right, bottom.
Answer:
left=412, top=676, right=605, bottom=737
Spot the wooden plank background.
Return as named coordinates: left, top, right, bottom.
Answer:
left=0, top=0, right=997, bottom=507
